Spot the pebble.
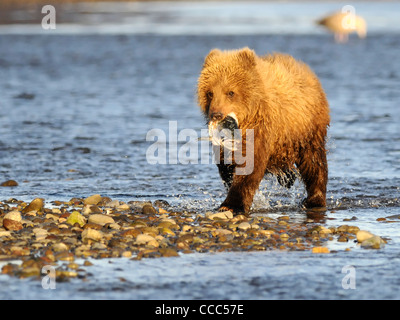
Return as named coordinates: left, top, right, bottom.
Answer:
left=84, top=194, right=102, bottom=206
left=237, top=222, right=251, bottom=231
left=107, top=200, right=120, bottom=208
left=312, top=247, right=330, bottom=254
left=258, top=230, right=274, bottom=237
left=280, top=233, right=289, bottom=241
left=88, top=214, right=115, bottom=226
left=82, top=205, right=102, bottom=215
left=67, top=263, right=80, bottom=270
left=22, top=198, right=44, bottom=214
left=82, top=228, right=103, bottom=242
left=117, top=204, right=130, bottom=211
left=2, top=219, right=23, bottom=231
left=4, top=211, right=22, bottom=222
left=92, top=242, right=107, bottom=250
left=206, top=211, right=233, bottom=220
left=20, top=267, right=41, bottom=278
left=385, top=214, right=400, bottom=220
left=250, top=223, right=260, bottom=230
left=121, top=229, right=142, bottom=238
left=122, top=251, right=132, bottom=258
left=52, top=208, right=62, bottom=214
left=45, top=213, right=60, bottom=221
left=159, top=248, right=179, bottom=257
left=52, top=242, right=69, bottom=252
left=159, top=208, right=169, bottom=214
left=142, top=204, right=157, bottom=214
left=0, top=231, right=12, bottom=237
left=213, top=228, right=233, bottom=237
left=319, top=226, right=332, bottom=235
left=83, top=260, right=93, bottom=267
left=56, top=270, right=78, bottom=279
left=356, top=230, right=375, bottom=243
left=66, top=211, right=86, bottom=227
left=0, top=180, right=18, bottom=187
left=360, top=236, right=385, bottom=249
left=33, top=228, right=48, bottom=240
left=136, top=234, right=156, bottom=245
left=159, top=227, right=175, bottom=236
left=347, top=226, right=360, bottom=234
left=160, top=218, right=178, bottom=226
left=109, top=223, right=121, bottom=230
left=230, top=215, right=247, bottom=223
left=129, top=201, right=152, bottom=209
left=147, top=240, right=159, bottom=247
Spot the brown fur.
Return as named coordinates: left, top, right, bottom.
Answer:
left=197, top=47, right=330, bottom=213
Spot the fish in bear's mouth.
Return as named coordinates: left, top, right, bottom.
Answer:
left=207, top=112, right=240, bottom=151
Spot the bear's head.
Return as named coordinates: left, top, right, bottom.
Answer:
left=197, top=47, right=263, bottom=129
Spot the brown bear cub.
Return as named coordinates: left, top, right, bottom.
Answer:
left=197, top=47, right=330, bottom=214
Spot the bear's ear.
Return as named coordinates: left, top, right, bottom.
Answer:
left=237, top=47, right=256, bottom=68
left=203, top=49, right=221, bottom=67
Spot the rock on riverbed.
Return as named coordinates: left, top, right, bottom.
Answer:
left=0, top=195, right=386, bottom=281
left=357, top=230, right=386, bottom=249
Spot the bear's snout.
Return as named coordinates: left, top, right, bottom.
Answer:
left=209, top=112, right=239, bottom=128
left=220, top=115, right=239, bottom=131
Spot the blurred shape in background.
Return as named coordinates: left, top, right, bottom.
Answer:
left=317, top=7, right=367, bottom=43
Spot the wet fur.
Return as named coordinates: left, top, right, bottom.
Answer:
left=197, top=47, right=330, bottom=213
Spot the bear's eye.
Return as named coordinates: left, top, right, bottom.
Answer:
left=206, top=91, right=213, bottom=99
left=228, top=91, right=235, bottom=98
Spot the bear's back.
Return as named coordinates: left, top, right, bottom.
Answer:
left=256, top=53, right=329, bottom=143
left=260, top=53, right=320, bottom=90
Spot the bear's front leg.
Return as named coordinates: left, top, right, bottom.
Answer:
left=219, top=167, right=265, bottom=213
left=219, top=148, right=266, bottom=214
left=217, top=163, right=235, bottom=189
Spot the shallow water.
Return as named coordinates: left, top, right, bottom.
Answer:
left=0, top=1, right=400, bottom=300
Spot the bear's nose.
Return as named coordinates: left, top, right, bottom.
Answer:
left=210, top=112, right=224, bottom=122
